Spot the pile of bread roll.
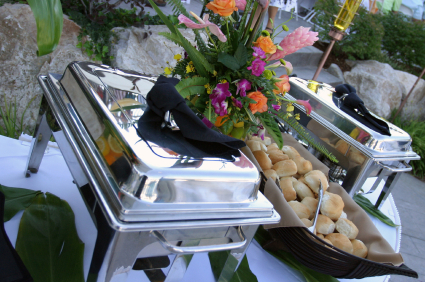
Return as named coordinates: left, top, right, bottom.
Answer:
left=246, top=136, right=368, bottom=258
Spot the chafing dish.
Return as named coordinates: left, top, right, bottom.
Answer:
left=283, top=78, right=420, bottom=208
left=25, top=62, right=280, bottom=282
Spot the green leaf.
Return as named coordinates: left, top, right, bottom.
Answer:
left=353, top=194, right=397, bottom=227
left=94, top=53, right=102, bottom=61
left=76, top=42, right=82, bottom=48
left=234, top=43, right=248, bottom=67
left=218, top=53, right=241, bottom=71
left=259, top=116, right=283, bottom=149
left=175, top=77, right=209, bottom=98
left=15, top=193, right=85, bottom=282
left=209, top=251, right=257, bottom=282
left=0, top=184, right=41, bottom=222
left=27, top=0, right=63, bottom=56
left=254, top=227, right=339, bottom=282
left=102, top=45, right=109, bottom=53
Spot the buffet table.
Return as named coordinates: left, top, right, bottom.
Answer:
left=2, top=135, right=400, bottom=282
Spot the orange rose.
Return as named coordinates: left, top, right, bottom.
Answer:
left=247, top=91, right=268, bottom=114
left=253, top=36, right=276, bottom=54
left=273, top=75, right=290, bottom=94
left=206, top=0, right=238, bottom=17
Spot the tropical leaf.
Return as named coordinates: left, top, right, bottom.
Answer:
left=158, top=32, right=183, bottom=46
left=234, top=43, right=248, bottom=67
left=0, top=184, right=41, bottom=222
left=209, top=251, right=258, bottom=282
left=175, top=77, right=209, bottom=98
left=28, top=0, right=63, bottom=56
left=259, top=116, right=284, bottom=149
left=354, top=194, right=397, bottom=227
left=244, top=106, right=257, bottom=124
left=15, top=193, right=85, bottom=282
left=218, top=53, right=241, bottom=71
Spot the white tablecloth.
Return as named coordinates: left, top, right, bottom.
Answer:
left=2, top=135, right=400, bottom=282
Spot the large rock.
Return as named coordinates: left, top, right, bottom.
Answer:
left=394, top=70, right=425, bottom=121
left=343, top=60, right=404, bottom=119
left=0, top=4, right=94, bottom=135
left=111, top=25, right=204, bottom=76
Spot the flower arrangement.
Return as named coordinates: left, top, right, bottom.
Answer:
left=147, top=0, right=318, bottom=148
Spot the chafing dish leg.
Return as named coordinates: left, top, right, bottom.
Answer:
left=216, top=225, right=259, bottom=282
left=375, top=172, right=402, bottom=210
left=163, top=243, right=197, bottom=282
left=24, top=113, right=52, bottom=177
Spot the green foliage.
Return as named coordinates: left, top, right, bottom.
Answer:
left=209, top=250, right=258, bottom=282
left=259, top=115, right=284, bottom=149
left=27, top=0, right=63, bottom=56
left=353, top=194, right=397, bottom=227
left=175, top=76, right=209, bottom=98
left=391, top=110, right=425, bottom=179
left=0, top=184, right=41, bottom=222
left=380, top=12, right=425, bottom=69
left=0, top=94, right=37, bottom=139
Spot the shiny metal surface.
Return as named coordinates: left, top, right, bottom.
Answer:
left=308, top=182, right=323, bottom=234
left=41, top=61, right=277, bottom=223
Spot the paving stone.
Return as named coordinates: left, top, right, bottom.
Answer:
left=397, top=205, right=425, bottom=237
left=400, top=234, right=421, bottom=257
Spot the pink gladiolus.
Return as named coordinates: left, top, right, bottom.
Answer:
left=178, top=14, right=227, bottom=42
left=268, top=27, right=318, bottom=61
left=252, top=47, right=266, bottom=59
left=235, top=0, right=247, bottom=10
left=232, top=97, right=243, bottom=109
left=212, top=99, right=228, bottom=116
left=272, top=104, right=281, bottom=111
left=202, top=117, right=214, bottom=128
left=296, top=99, right=312, bottom=115
left=247, top=58, right=266, bottom=76
left=211, top=82, right=232, bottom=116
left=236, top=79, right=251, bottom=97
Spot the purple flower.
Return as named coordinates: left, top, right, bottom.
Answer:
left=211, top=82, right=232, bottom=116
left=202, top=117, right=213, bottom=128
left=236, top=79, right=251, bottom=97
left=252, top=47, right=266, bottom=59
left=247, top=59, right=266, bottom=77
left=272, top=104, right=281, bottom=111
left=232, top=98, right=243, bottom=109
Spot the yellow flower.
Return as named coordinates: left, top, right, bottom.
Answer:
left=174, top=54, right=182, bottom=61
left=186, top=61, right=195, bottom=73
left=295, top=113, right=300, bottom=120
left=286, top=103, right=294, bottom=112
left=164, top=67, right=172, bottom=75
left=204, top=83, right=212, bottom=94
left=220, top=79, right=227, bottom=83
left=213, top=70, right=218, bottom=77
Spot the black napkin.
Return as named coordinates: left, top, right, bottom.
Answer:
left=137, top=76, right=245, bottom=159
left=333, top=84, right=391, bottom=136
left=0, top=191, right=33, bottom=282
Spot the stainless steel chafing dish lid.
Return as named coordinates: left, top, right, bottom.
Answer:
left=286, top=77, right=418, bottom=159
left=49, top=62, right=275, bottom=223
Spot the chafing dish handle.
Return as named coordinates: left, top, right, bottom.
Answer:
left=377, top=161, right=412, bottom=173
left=151, top=227, right=247, bottom=254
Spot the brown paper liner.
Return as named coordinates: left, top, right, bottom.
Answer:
left=244, top=133, right=404, bottom=266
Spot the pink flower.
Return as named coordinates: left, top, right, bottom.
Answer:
left=272, top=104, right=281, bottom=111
left=211, top=82, right=232, bottom=116
left=235, top=0, right=247, bottom=10
left=252, top=47, right=266, bottom=59
left=236, top=79, right=251, bottom=97
left=295, top=99, right=312, bottom=115
left=202, top=117, right=214, bottom=128
left=232, top=97, right=243, bottom=109
left=247, top=58, right=266, bottom=76
left=212, top=99, right=228, bottom=116
left=178, top=14, right=227, bottom=42
left=268, top=27, right=318, bottom=61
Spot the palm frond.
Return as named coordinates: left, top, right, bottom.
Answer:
left=259, top=115, right=284, bottom=149
left=278, top=113, right=339, bottom=163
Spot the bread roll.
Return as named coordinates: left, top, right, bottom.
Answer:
left=335, top=139, right=349, bottom=155
left=293, top=179, right=315, bottom=200
left=301, top=170, right=329, bottom=194
left=252, top=150, right=272, bottom=170
left=323, top=239, right=333, bottom=246
left=351, top=239, right=368, bottom=258
left=316, top=214, right=335, bottom=235
left=301, top=218, right=312, bottom=228
left=335, top=218, right=359, bottom=240
left=320, top=192, right=345, bottom=221
left=250, top=136, right=263, bottom=143
left=272, top=160, right=297, bottom=177
left=325, top=233, right=353, bottom=254
left=301, top=197, right=318, bottom=219
left=293, top=155, right=313, bottom=175
left=288, top=201, right=311, bottom=219
left=263, top=136, right=272, bottom=146
left=246, top=140, right=262, bottom=152
left=266, top=143, right=279, bottom=153
left=269, top=150, right=290, bottom=164
left=339, top=211, right=347, bottom=219
left=250, top=136, right=271, bottom=146
left=317, top=233, right=325, bottom=240
left=264, top=169, right=278, bottom=181
left=279, top=177, right=297, bottom=202
left=281, top=145, right=300, bottom=159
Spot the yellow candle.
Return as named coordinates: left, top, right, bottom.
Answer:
left=334, top=0, right=363, bottom=31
